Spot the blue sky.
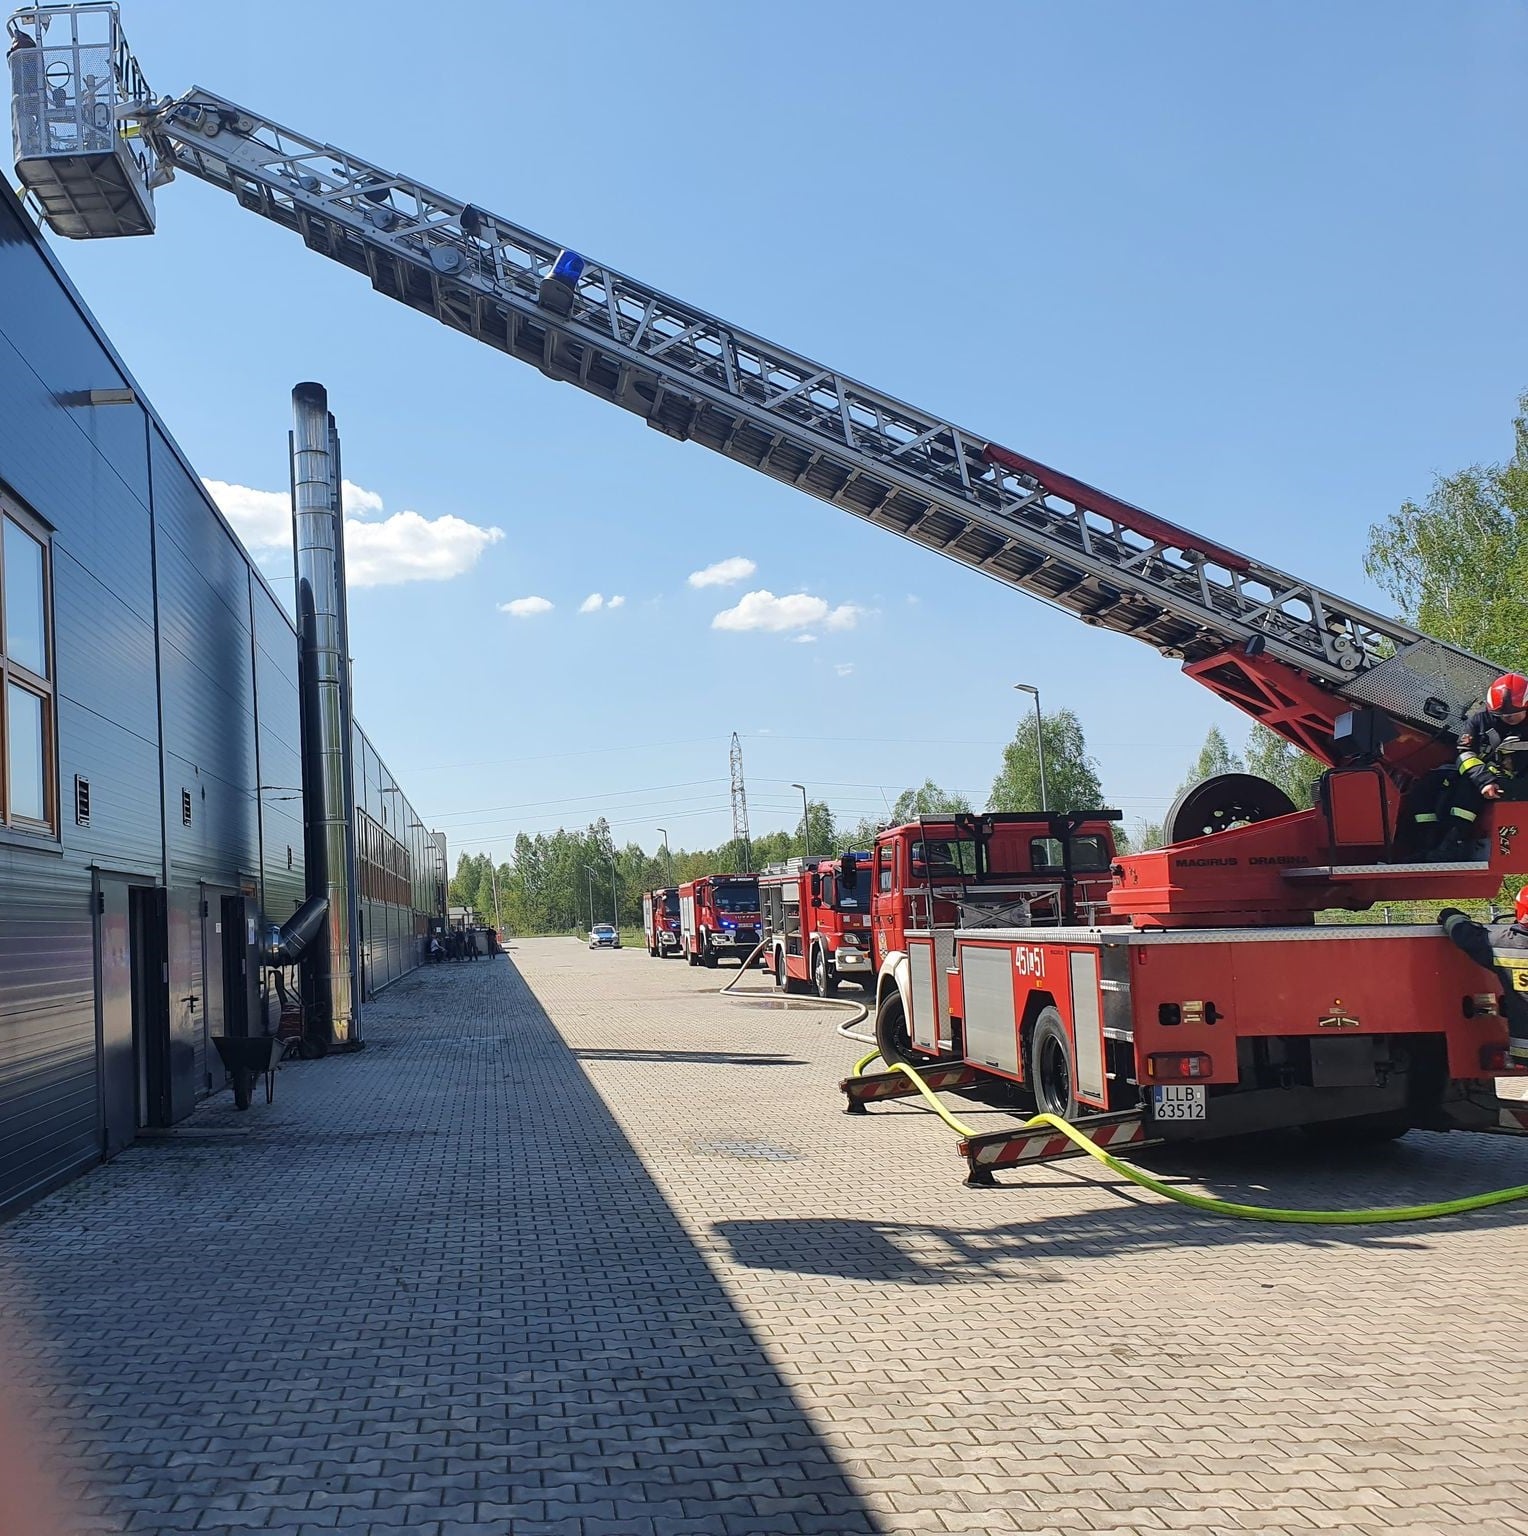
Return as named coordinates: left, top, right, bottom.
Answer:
left=45, top=1, right=1528, bottom=858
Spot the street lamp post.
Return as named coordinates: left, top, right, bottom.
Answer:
left=792, top=783, right=810, bottom=857
left=583, top=865, right=597, bottom=931
left=1013, top=683, right=1048, bottom=812
left=656, top=827, right=671, bottom=884
left=609, top=853, right=619, bottom=928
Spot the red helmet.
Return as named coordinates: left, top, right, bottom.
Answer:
left=1516, top=887, right=1528, bottom=925
left=1488, top=673, right=1528, bottom=714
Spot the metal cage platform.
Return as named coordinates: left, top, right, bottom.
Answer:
left=9, top=2, right=163, bottom=236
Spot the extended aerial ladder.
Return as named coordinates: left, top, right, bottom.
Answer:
left=8, top=3, right=1512, bottom=922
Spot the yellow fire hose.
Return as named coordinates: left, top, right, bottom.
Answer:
left=857, top=1052, right=1528, bottom=1225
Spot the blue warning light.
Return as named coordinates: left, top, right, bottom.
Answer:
left=550, top=249, right=586, bottom=286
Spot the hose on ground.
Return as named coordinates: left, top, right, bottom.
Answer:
left=855, top=1051, right=1528, bottom=1225
left=717, top=940, right=876, bottom=1039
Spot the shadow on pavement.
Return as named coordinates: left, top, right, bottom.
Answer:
left=0, top=959, right=885, bottom=1535
left=573, top=1048, right=808, bottom=1065
left=716, top=1115, right=1528, bottom=1284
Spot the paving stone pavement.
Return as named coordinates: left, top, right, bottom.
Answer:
left=5, top=940, right=1528, bottom=1535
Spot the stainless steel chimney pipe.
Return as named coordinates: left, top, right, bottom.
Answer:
left=291, top=382, right=358, bottom=1047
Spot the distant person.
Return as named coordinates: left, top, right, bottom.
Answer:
left=465, top=929, right=479, bottom=961
left=429, top=935, right=443, bottom=964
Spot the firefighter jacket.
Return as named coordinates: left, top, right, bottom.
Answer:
left=1456, top=708, right=1528, bottom=791
left=1440, top=909, right=1528, bottom=1039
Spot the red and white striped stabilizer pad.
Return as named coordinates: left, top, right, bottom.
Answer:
left=961, top=1112, right=1152, bottom=1172
left=840, top=1062, right=983, bottom=1108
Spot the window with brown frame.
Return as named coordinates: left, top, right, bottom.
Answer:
left=1, top=503, right=55, bottom=836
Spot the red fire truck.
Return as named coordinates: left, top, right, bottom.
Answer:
left=678, top=874, right=763, bottom=967
left=855, top=789, right=1528, bottom=1181
left=642, top=887, right=682, bottom=958
left=761, top=855, right=876, bottom=997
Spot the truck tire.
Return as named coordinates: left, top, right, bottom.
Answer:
left=874, top=990, right=915, bottom=1068
left=1029, top=1007, right=1082, bottom=1120
left=776, top=951, right=807, bottom=995
left=701, top=932, right=718, bottom=969
left=812, top=946, right=839, bottom=998
left=648, top=936, right=658, bottom=957
left=686, top=948, right=698, bottom=967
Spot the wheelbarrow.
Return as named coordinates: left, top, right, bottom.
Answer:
left=211, top=1034, right=283, bottom=1111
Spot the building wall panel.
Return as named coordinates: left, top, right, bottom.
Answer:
left=0, top=185, right=436, bottom=1218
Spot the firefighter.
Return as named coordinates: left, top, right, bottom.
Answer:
left=1418, top=672, right=1528, bottom=858
left=1439, top=892, right=1528, bottom=1064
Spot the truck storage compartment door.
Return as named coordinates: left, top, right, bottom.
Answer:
left=961, top=942, right=1020, bottom=1076
left=909, top=937, right=939, bottom=1052
left=1068, top=949, right=1108, bottom=1108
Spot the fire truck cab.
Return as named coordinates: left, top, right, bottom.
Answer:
left=642, top=887, right=682, bottom=957
left=679, top=874, right=763, bottom=967
left=760, top=854, right=875, bottom=998
left=870, top=809, right=1121, bottom=1088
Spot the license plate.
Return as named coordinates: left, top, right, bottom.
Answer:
left=1151, top=1085, right=1206, bottom=1121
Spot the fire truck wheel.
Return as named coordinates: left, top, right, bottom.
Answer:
left=776, top=951, right=807, bottom=994
left=874, top=991, right=915, bottom=1068
left=1029, top=1008, right=1082, bottom=1120
left=812, top=947, right=839, bottom=998
left=687, top=949, right=699, bottom=967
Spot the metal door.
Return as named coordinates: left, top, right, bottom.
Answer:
left=94, top=875, right=135, bottom=1157
left=130, top=887, right=171, bottom=1127
left=200, top=883, right=237, bottom=1092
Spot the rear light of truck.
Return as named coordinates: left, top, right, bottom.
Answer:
left=1145, top=1052, right=1211, bottom=1082
left=1481, top=1045, right=1528, bottom=1074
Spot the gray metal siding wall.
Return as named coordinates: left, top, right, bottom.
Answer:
left=152, top=428, right=262, bottom=1098
left=0, top=185, right=432, bottom=1216
left=354, top=724, right=427, bottom=996
left=0, top=189, right=158, bottom=1212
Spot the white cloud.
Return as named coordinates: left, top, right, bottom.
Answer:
left=579, top=593, right=605, bottom=613
left=608, top=595, right=626, bottom=609
left=499, top=595, right=553, bottom=617
left=203, top=477, right=503, bottom=588
left=835, top=662, right=856, bottom=677
left=711, top=589, right=869, bottom=634
left=346, top=513, right=504, bottom=588
left=688, top=556, right=757, bottom=588
left=203, top=480, right=289, bottom=553
left=793, top=633, right=818, bottom=644
left=906, top=593, right=920, bottom=606
left=341, top=480, right=385, bottom=517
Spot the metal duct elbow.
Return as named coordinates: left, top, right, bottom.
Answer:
left=263, top=894, right=330, bottom=967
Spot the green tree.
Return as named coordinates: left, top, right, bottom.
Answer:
left=1364, top=392, right=1528, bottom=663
left=889, top=779, right=972, bottom=822
left=839, top=815, right=886, bottom=852
left=1175, top=725, right=1242, bottom=794
left=1243, top=723, right=1324, bottom=809
left=1126, top=821, right=1165, bottom=851
left=988, top=708, right=1104, bottom=813
left=795, top=799, right=837, bottom=859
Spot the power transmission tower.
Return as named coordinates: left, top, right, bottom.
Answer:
left=729, top=732, right=752, bottom=872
